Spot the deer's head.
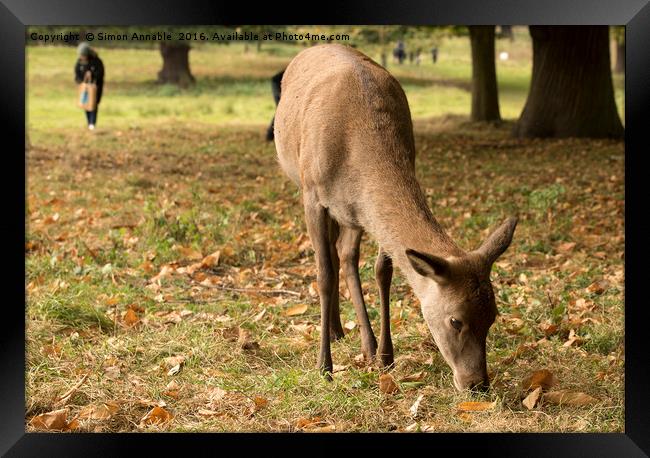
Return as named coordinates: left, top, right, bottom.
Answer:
left=406, top=217, right=518, bottom=391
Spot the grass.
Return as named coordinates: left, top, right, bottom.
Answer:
left=26, top=28, right=624, bottom=432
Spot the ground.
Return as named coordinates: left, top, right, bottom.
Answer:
left=26, top=30, right=624, bottom=432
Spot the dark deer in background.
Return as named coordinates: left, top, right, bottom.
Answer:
left=274, top=44, right=517, bottom=391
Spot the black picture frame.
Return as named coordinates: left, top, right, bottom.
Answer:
left=5, top=0, right=649, bottom=455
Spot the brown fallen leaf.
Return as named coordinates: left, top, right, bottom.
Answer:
left=163, top=380, right=181, bottom=398
left=521, top=369, right=558, bottom=391
left=29, top=408, right=73, bottom=431
left=456, top=401, right=496, bottom=412
left=123, top=308, right=140, bottom=327
left=295, top=416, right=326, bottom=430
left=563, top=329, right=585, bottom=347
left=400, top=371, right=426, bottom=383
left=543, top=390, right=597, bottom=406
left=197, top=409, right=220, bottom=417
left=556, top=242, right=576, bottom=254
left=539, top=321, right=559, bottom=337
left=586, top=279, right=609, bottom=295
left=522, top=386, right=542, bottom=410
left=78, top=401, right=120, bottom=421
left=285, top=304, right=309, bottom=316
left=140, top=406, right=173, bottom=426
left=379, top=374, right=400, bottom=394
left=251, top=396, right=269, bottom=412
left=200, top=250, right=221, bottom=268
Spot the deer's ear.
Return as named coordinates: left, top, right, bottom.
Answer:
left=476, top=217, right=518, bottom=266
left=405, top=249, right=450, bottom=283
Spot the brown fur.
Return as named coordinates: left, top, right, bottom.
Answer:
left=274, top=44, right=517, bottom=390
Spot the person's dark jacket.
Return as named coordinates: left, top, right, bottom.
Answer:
left=74, top=53, right=104, bottom=105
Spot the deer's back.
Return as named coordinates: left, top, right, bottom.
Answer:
left=275, top=44, right=416, bottom=228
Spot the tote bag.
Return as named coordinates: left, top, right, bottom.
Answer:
left=77, top=82, right=97, bottom=111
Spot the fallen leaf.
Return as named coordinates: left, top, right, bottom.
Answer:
left=197, top=409, right=220, bottom=417
left=163, top=380, right=180, bottom=398
left=539, top=321, right=558, bottom=337
left=543, top=390, right=597, bottom=406
left=200, top=250, right=221, bottom=268
left=252, top=396, right=269, bottom=411
left=522, top=387, right=542, bottom=410
left=409, top=394, right=425, bottom=418
left=29, top=408, right=71, bottom=431
left=285, top=304, right=309, bottom=316
left=167, top=364, right=181, bottom=376
left=586, top=279, right=609, bottom=295
left=140, top=406, right=173, bottom=426
left=556, top=242, right=576, bottom=254
left=344, top=320, right=357, bottom=330
left=332, top=364, right=349, bottom=373
left=78, top=401, right=120, bottom=420
left=400, top=371, right=426, bottom=383
left=379, top=374, right=399, bottom=394
left=521, top=369, right=558, bottom=391
left=123, top=308, right=140, bottom=327
left=563, top=329, right=585, bottom=347
left=456, top=401, right=496, bottom=412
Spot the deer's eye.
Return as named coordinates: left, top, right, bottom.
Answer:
left=450, top=317, right=463, bottom=332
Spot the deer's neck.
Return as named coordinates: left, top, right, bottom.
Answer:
left=364, top=165, right=464, bottom=291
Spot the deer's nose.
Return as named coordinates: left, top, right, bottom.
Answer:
left=469, top=378, right=490, bottom=392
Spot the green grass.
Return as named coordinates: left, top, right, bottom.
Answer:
left=26, top=29, right=625, bottom=433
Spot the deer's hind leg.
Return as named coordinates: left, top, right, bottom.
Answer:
left=337, top=226, right=377, bottom=361
left=303, top=198, right=337, bottom=378
left=327, top=218, right=345, bottom=341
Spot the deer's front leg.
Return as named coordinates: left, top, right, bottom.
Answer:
left=338, top=227, right=377, bottom=361
left=375, top=248, right=394, bottom=368
left=303, top=200, right=336, bottom=378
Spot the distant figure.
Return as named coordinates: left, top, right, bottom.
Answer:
left=74, top=42, right=104, bottom=130
left=415, top=48, right=422, bottom=66
left=266, top=69, right=285, bottom=141
left=499, top=25, right=514, bottom=41
left=393, top=41, right=406, bottom=64
left=431, top=46, right=438, bottom=64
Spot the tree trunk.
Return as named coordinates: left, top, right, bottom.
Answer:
left=514, top=26, right=623, bottom=138
left=615, top=40, right=625, bottom=73
left=469, top=26, right=501, bottom=122
left=158, top=42, right=195, bottom=87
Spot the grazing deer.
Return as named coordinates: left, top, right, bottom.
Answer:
left=274, top=44, right=517, bottom=391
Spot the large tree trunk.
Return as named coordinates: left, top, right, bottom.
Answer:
left=158, top=42, right=195, bottom=87
left=615, top=40, right=625, bottom=73
left=469, top=26, right=501, bottom=122
left=514, top=26, right=623, bottom=138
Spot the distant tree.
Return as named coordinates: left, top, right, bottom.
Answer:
left=514, top=26, right=623, bottom=138
left=468, top=26, right=501, bottom=122
left=158, top=42, right=195, bottom=87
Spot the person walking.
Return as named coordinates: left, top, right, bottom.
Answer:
left=74, top=42, right=104, bottom=130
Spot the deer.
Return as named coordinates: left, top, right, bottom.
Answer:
left=273, top=44, right=517, bottom=391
